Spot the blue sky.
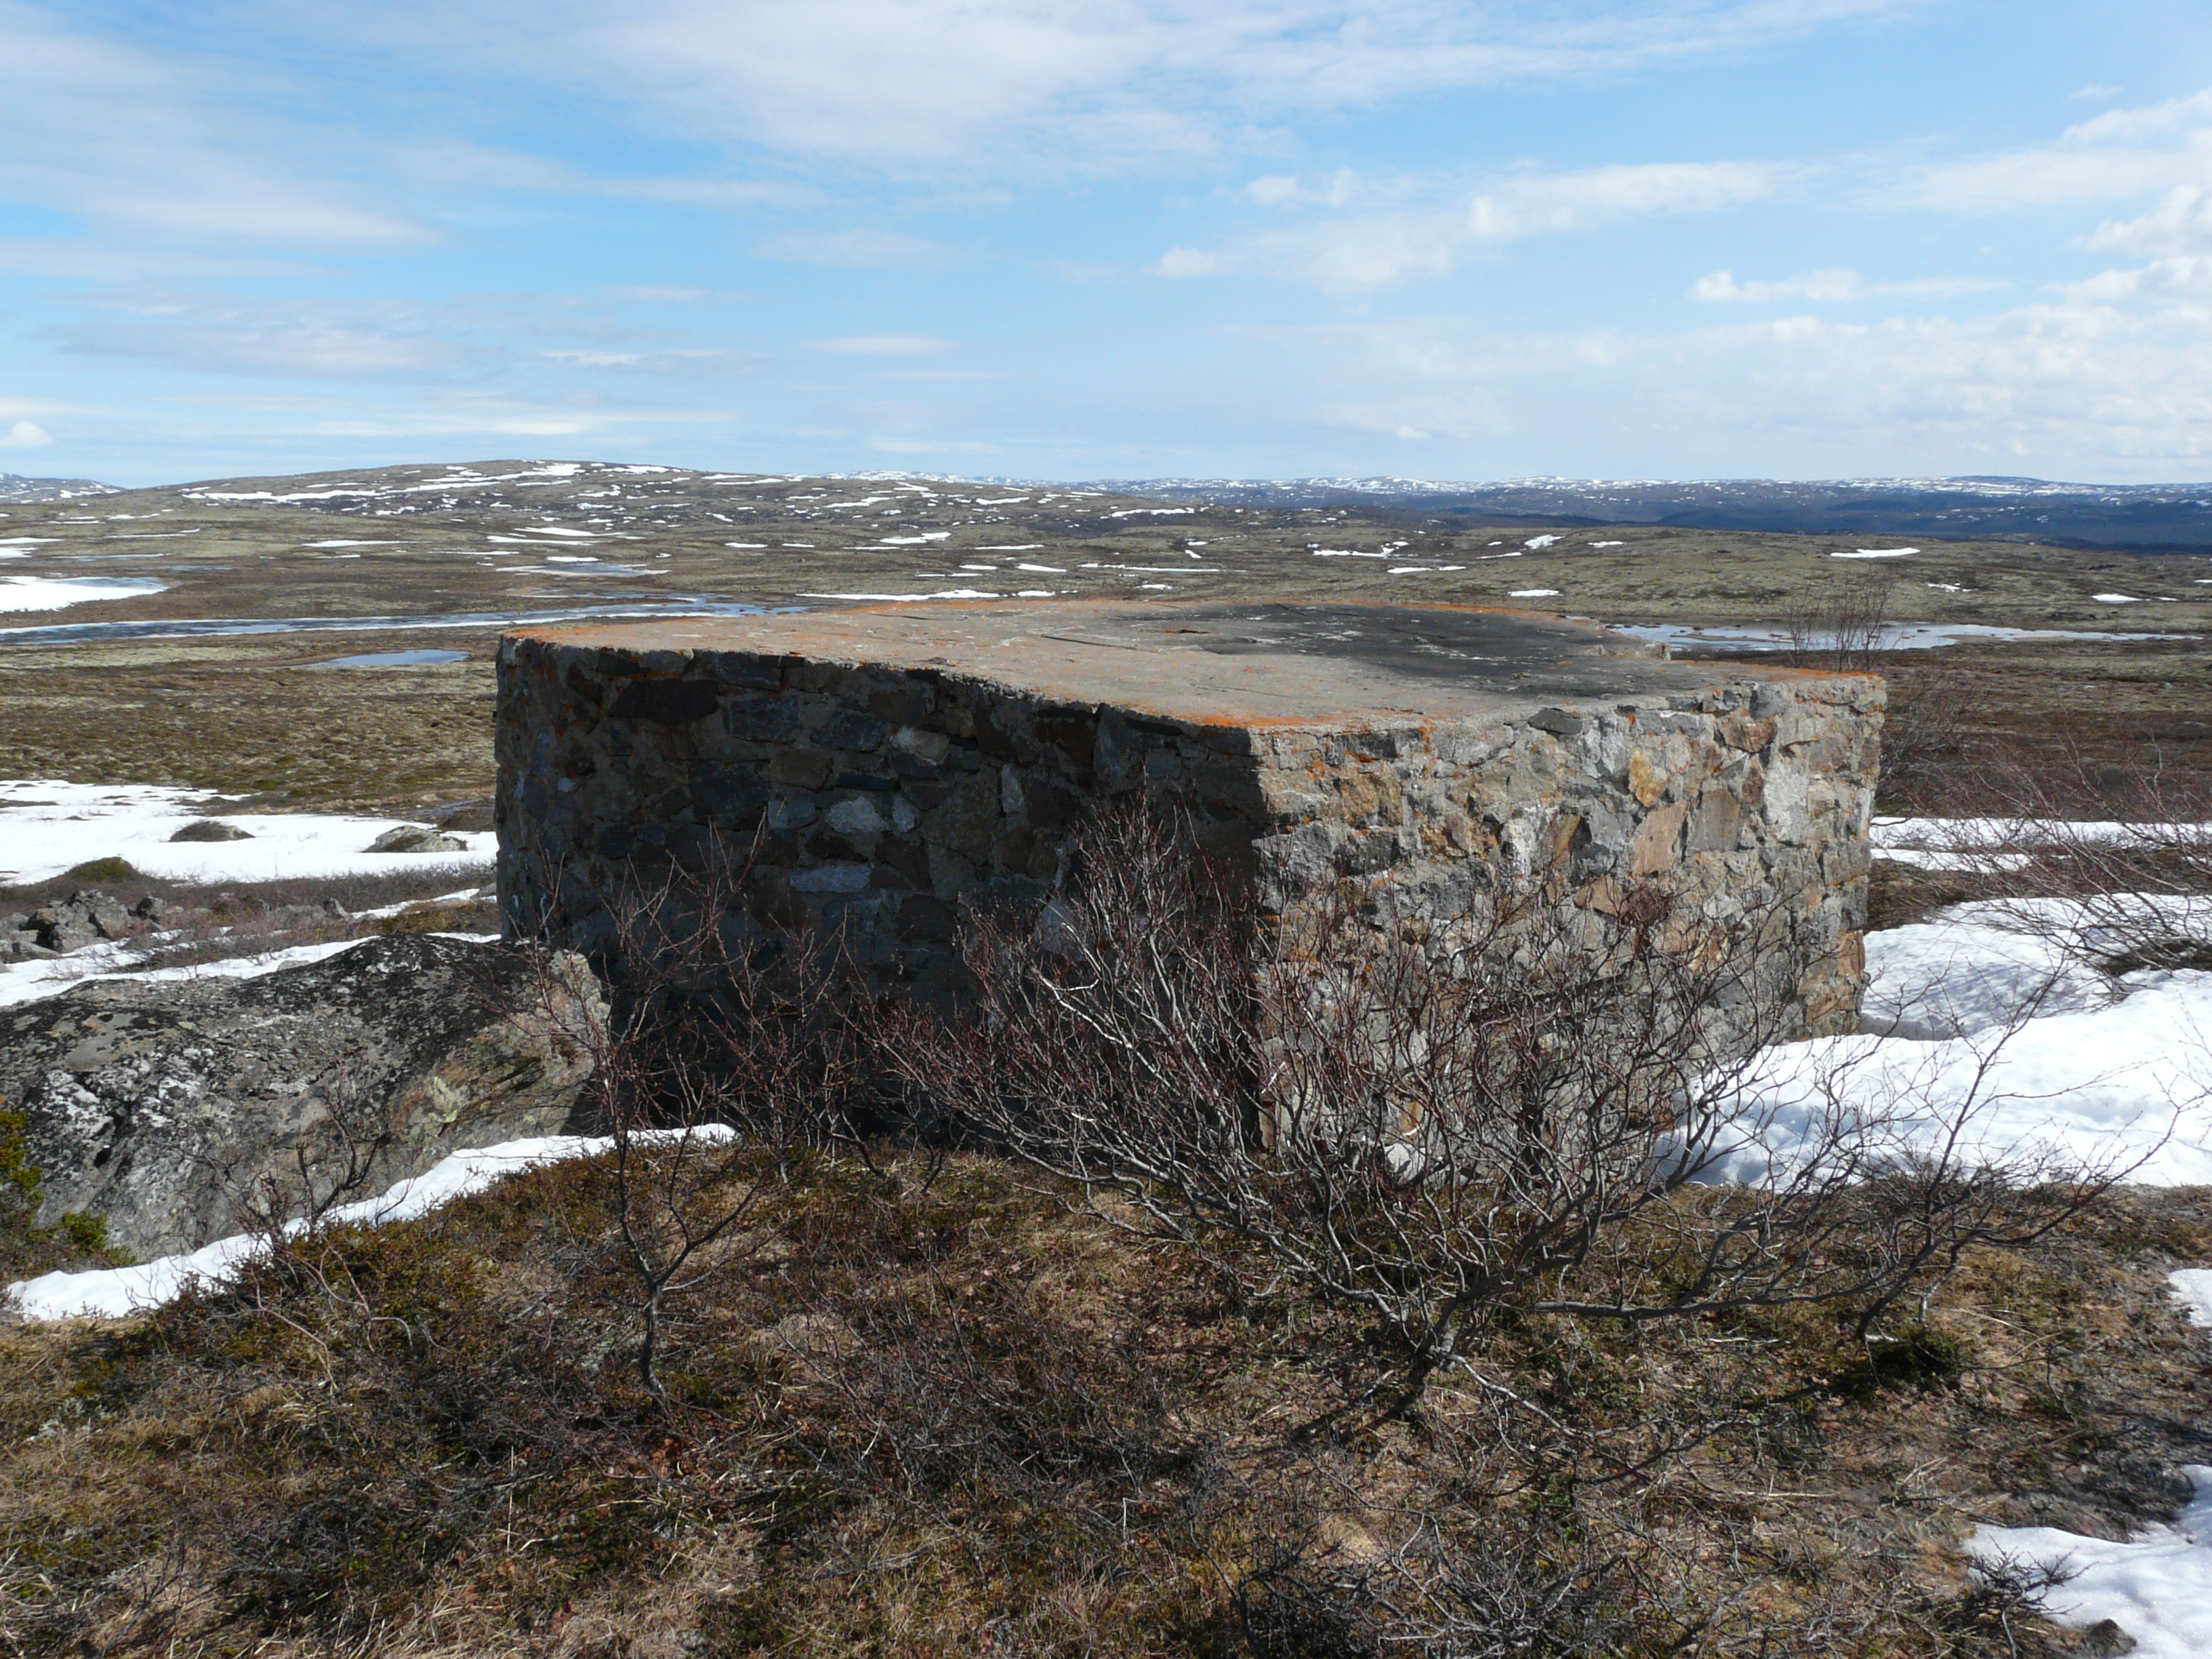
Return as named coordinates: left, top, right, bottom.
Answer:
left=3, top=0, right=2211, bottom=487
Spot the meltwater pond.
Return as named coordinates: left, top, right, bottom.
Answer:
left=1616, top=620, right=2195, bottom=652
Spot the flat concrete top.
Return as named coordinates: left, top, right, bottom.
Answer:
left=518, top=600, right=1815, bottom=726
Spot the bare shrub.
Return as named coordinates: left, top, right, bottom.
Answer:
left=1784, top=569, right=1896, bottom=674
left=884, top=802, right=2114, bottom=1408
left=1233, top=1509, right=1690, bottom=1659
left=1877, top=663, right=1984, bottom=815
left=494, top=838, right=878, bottom=1398
left=1896, top=737, right=2212, bottom=977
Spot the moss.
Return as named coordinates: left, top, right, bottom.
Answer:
left=0, top=1111, right=136, bottom=1279
left=61, top=855, right=144, bottom=884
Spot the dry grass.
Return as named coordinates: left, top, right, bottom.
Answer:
left=3, top=1145, right=2206, bottom=1658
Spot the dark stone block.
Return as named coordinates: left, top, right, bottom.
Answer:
left=1033, top=706, right=1099, bottom=768
left=896, top=894, right=957, bottom=944
left=1336, top=832, right=1400, bottom=875
left=689, top=761, right=769, bottom=827
left=806, top=828, right=869, bottom=863
left=823, top=708, right=887, bottom=752
left=1529, top=707, right=1584, bottom=737
left=877, top=836, right=930, bottom=887
left=972, top=695, right=1036, bottom=762
left=700, top=651, right=784, bottom=690
left=611, top=678, right=719, bottom=724
left=1024, top=777, right=1083, bottom=830
left=865, top=680, right=932, bottom=724
left=899, top=779, right=954, bottom=810
left=837, top=771, right=900, bottom=792
left=997, top=823, right=1037, bottom=874
left=726, top=695, right=806, bottom=743
left=739, top=834, right=794, bottom=867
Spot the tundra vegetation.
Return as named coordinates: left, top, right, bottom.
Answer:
left=5, top=785, right=2207, bottom=1659
left=1, top=470, right=2209, bottom=1655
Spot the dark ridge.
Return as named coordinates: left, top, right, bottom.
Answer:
left=1092, top=476, right=2212, bottom=552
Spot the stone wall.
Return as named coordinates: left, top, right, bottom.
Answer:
left=495, top=603, right=1882, bottom=1037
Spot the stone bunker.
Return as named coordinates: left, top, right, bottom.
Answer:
left=495, top=600, right=1883, bottom=1035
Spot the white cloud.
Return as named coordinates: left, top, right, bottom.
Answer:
left=0, top=2, right=422, bottom=245
left=0, top=421, right=53, bottom=449
left=1467, top=160, right=1788, bottom=240
left=2061, top=256, right=2212, bottom=304
left=604, top=285, right=714, bottom=303
left=812, top=335, right=954, bottom=356
left=318, top=0, right=1920, bottom=172
left=1876, top=85, right=2212, bottom=215
left=1245, top=169, right=1362, bottom=207
left=1690, top=267, right=2003, bottom=302
left=56, top=291, right=470, bottom=381
left=1158, top=159, right=1793, bottom=292
left=540, top=346, right=765, bottom=375
left=2062, top=87, right=2212, bottom=145
left=1282, top=276, right=2212, bottom=476
left=2087, top=184, right=2212, bottom=255
left=43, top=287, right=764, bottom=386
left=757, top=229, right=941, bottom=266
left=1149, top=247, right=1226, bottom=279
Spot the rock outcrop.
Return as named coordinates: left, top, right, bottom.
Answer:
left=369, top=825, right=467, bottom=854
left=3, top=888, right=138, bottom=959
left=0, top=934, right=600, bottom=1260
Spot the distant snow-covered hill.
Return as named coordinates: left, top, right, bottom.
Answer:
left=0, top=471, right=119, bottom=503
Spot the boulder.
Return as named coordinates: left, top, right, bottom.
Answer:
left=21, top=888, right=133, bottom=952
left=169, top=820, right=254, bottom=842
left=0, top=934, right=603, bottom=1261
left=368, top=825, right=467, bottom=854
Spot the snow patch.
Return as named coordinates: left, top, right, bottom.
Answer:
left=0, top=576, right=165, bottom=613
left=1969, top=1470, right=2212, bottom=1658
left=0, top=779, right=493, bottom=887
left=800, top=589, right=1001, bottom=602
left=6, top=1128, right=738, bottom=1322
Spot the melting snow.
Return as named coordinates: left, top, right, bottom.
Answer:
left=0, top=780, right=493, bottom=887
left=1704, top=893, right=2212, bottom=1187
left=1969, top=1463, right=2212, bottom=1658
left=800, top=589, right=1001, bottom=602
left=0, top=576, right=165, bottom=612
